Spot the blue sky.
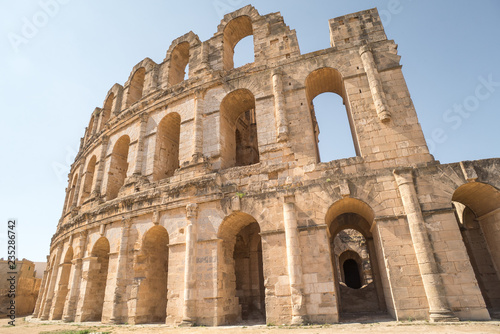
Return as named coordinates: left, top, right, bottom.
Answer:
left=1, top=0, right=499, bottom=262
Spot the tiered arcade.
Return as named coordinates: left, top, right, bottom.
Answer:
left=34, top=6, right=500, bottom=325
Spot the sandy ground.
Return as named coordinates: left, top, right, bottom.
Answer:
left=1, top=317, right=499, bottom=334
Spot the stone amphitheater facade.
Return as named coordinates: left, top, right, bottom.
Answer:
left=33, top=5, right=500, bottom=326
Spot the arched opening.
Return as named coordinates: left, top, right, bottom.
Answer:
left=326, top=199, right=386, bottom=319
left=220, top=89, right=259, bottom=169
left=153, top=113, right=181, bottom=181
left=65, top=173, right=79, bottom=213
left=100, top=93, right=114, bottom=131
left=126, top=67, right=146, bottom=107
left=305, top=67, right=359, bottom=163
left=223, top=16, right=254, bottom=71
left=106, top=135, right=130, bottom=200
left=80, top=156, right=97, bottom=204
left=233, top=35, right=254, bottom=68
left=81, top=237, right=110, bottom=322
left=312, top=93, right=357, bottom=161
left=343, top=259, right=362, bottom=289
left=168, top=42, right=190, bottom=86
left=135, top=226, right=169, bottom=324
left=51, top=246, right=73, bottom=320
left=452, top=182, right=500, bottom=312
left=86, top=116, right=95, bottom=142
left=218, top=213, right=266, bottom=324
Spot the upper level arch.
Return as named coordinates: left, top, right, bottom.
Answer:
left=126, top=67, right=145, bottom=107
left=325, top=197, right=375, bottom=238
left=125, top=58, right=158, bottom=108
left=452, top=182, right=500, bottom=218
left=106, top=135, right=131, bottom=200
left=305, top=67, right=360, bottom=162
left=222, top=15, right=254, bottom=71
left=219, top=88, right=260, bottom=169
left=164, top=31, right=201, bottom=86
left=100, top=84, right=123, bottom=129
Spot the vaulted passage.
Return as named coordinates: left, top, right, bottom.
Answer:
left=218, top=213, right=266, bottom=324
left=153, top=113, right=181, bottom=181
left=81, top=237, right=110, bottom=322
left=106, top=136, right=130, bottom=200
left=453, top=182, right=500, bottom=312
left=343, top=258, right=362, bottom=289
left=305, top=67, right=359, bottom=162
left=135, top=226, right=169, bottom=324
left=51, top=246, right=73, bottom=320
left=220, top=89, right=259, bottom=169
left=327, top=199, right=387, bottom=319
left=80, top=155, right=96, bottom=204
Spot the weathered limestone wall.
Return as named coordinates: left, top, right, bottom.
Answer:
left=0, top=259, right=41, bottom=317
left=35, top=5, right=500, bottom=327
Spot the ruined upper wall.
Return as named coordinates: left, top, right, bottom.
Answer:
left=59, top=6, right=433, bottom=237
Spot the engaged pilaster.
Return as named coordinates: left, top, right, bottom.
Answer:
left=181, top=203, right=198, bottom=326
left=272, top=68, right=289, bottom=142
left=283, top=195, right=305, bottom=325
left=359, top=45, right=391, bottom=122
left=133, top=114, right=148, bottom=176
left=62, top=231, right=87, bottom=322
left=40, top=243, right=64, bottom=320
left=108, top=218, right=132, bottom=323
left=91, top=136, right=109, bottom=199
left=192, top=90, right=205, bottom=162
left=393, top=168, right=458, bottom=322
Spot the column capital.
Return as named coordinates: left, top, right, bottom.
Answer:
left=272, top=67, right=283, bottom=77
left=359, top=44, right=372, bottom=56
left=186, top=203, right=198, bottom=219
left=393, top=167, right=414, bottom=186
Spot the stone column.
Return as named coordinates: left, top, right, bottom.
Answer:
left=71, top=164, right=85, bottom=209
left=359, top=45, right=391, bottom=122
left=283, top=195, right=305, bottom=324
left=272, top=68, right=289, bottom=141
left=75, top=256, right=101, bottom=322
left=49, top=261, right=72, bottom=319
left=62, top=231, right=87, bottom=322
left=40, top=243, right=64, bottom=320
left=192, top=91, right=205, bottom=162
left=91, top=135, right=109, bottom=198
left=132, top=114, right=148, bottom=176
left=181, top=203, right=198, bottom=325
left=393, top=168, right=457, bottom=322
left=108, top=218, right=132, bottom=323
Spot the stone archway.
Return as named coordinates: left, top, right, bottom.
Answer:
left=81, top=237, right=110, bottom=322
left=326, top=198, right=387, bottom=320
left=133, top=225, right=169, bottom=324
left=217, top=212, right=266, bottom=324
left=452, top=182, right=500, bottom=313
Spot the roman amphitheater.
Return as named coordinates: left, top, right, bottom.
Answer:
left=33, top=5, right=500, bottom=326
